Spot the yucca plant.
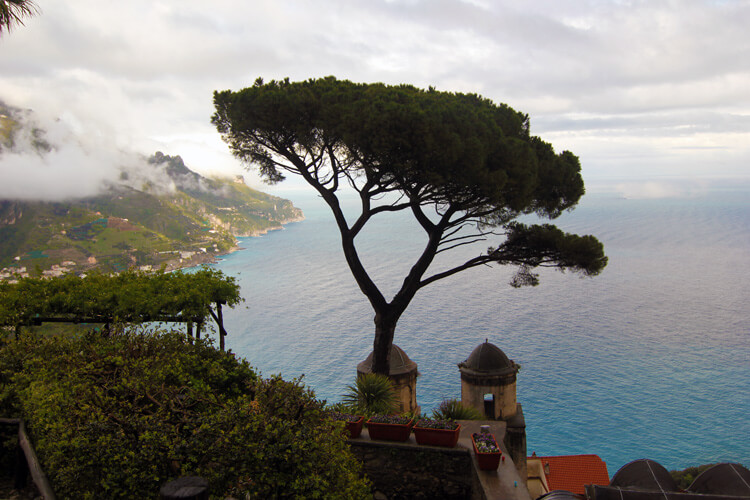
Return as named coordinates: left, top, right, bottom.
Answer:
left=432, top=398, right=483, bottom=420
left=341, top=373, right=398, bottom=416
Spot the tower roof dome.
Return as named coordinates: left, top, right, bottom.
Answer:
left=459, top=340, right=517, bottom=376
left=357, top=344, right=417, bottom=376
left=610, top=459, right=677, bottom=491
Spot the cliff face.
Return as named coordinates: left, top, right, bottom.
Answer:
left=0, top=202, right=22, bottom=225
left=0, top=153, right=303, bottom=277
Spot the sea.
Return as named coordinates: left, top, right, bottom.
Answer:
left=200, top=177, right=749, bottom=476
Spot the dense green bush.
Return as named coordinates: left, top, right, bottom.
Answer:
left=0, top=329, right=370, bottom=499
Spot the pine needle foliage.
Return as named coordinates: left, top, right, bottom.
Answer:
left=0, top=0, right=38, bottom=34
left=213, top=77, right=607, bottom=376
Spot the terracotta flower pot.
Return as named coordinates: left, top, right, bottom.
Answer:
left=344, top=416, right=365, bottom=439
left=366, top=418, right=414, bottom=442
left=413, top=423, right=461, bottom=448
left=472, top=433, right=502, bottom=471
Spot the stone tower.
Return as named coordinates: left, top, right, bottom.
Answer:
left=459, top=340, right=527, bottom=481
left=357, top=344, right=419, bottom=414
left=458, top=340, right=519, bottom=420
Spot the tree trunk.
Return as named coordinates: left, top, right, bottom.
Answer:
left=217, top=303, right=225, bottom=351
left=370, top=313, right=398, bottom=375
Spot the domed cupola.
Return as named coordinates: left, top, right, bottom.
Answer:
left=458, top=339, right=519, bottom=420
left=357, top=344, right=419, bottom=413
left=459, top=340, right=517, bottom=376
left=357, top=344, right=417, bottom=376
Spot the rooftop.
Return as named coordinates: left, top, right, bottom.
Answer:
left=587, top=461, right=750, bottom=500
left=357, top=344, right=417, bottom=376
left=529, top=454, right=610, bottom=495
left=459, top=340, right=517, bottom=376
left=610, top=458, right=677, bottom=491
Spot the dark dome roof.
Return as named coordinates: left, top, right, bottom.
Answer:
left=357, top=344, right=417, bottom=376
left=458, top=340, right=516, bottom=375
left=688, top=463, right=750, bottom=496
left=538, top=491, right=585, bottom=500
left=610, top=459, right=678, bottom=492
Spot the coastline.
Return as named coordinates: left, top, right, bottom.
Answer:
left=0, top=213, right=307, bottom=279
left=235, top=213, right=306, bottom=237
left=165, top=214, right=306, bottom=272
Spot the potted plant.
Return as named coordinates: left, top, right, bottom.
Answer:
left=413, top=418, right=461, bottom=448
left=471, top=432, right=502, bottom=470
left=366, top=414, right=414, bottom=442
left=330, top=411, right=365, bottom=438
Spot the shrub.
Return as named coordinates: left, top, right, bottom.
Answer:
left=0, top=329, right=370, bottom=499
left=341, top=373, right=398, bottom=417
left=432, top=399, right=483, bottom=421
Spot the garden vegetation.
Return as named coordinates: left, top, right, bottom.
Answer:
left=0, top=329, right=371, bottom=499
left=0, top=268, right=241, bottom=349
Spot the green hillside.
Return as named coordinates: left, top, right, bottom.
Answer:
left=0, top=163, right=303, bottom=276
left=0, top=107, right=303, bottom=277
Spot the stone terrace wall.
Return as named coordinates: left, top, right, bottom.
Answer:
left=348, top=439, right=483, bottom=500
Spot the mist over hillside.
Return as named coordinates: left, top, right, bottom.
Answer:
left=0, top=102, right=303, bottom=278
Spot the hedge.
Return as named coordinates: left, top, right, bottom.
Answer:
left=0, top=329, right=370, bottom=499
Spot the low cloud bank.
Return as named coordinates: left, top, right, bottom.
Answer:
left=0, top=106, right=207, bottom=201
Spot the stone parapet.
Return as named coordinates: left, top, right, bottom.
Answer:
left=348, top=420, right=532, bottom=500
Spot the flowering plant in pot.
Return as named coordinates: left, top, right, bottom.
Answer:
left=413, top=418, right=461, bottom=447
left=366, top=414, right=414, bottom=442
left=329, top=411, right=365, bottom=439
left=471, top=432, right=502, bottom=470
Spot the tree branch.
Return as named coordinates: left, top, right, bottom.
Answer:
left=418, top=254, right=494, bottom=289
left=435, top=238, right=489, bottom=255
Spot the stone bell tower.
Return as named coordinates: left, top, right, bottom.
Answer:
left=357, top=344, right=419, bottom=414
left=459, top=340, right=527, bottom=481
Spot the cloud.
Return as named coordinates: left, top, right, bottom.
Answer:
left=0, top=0, right=748, bottom=189
left=0, top=107, right=127, bottom=200
left=0, top=108, right=213, bottom=201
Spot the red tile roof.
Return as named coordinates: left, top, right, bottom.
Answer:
left=529, top=454, right=610, bottom=495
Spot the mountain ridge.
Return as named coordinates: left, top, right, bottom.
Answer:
left=0, top=104, right=303, bottom=278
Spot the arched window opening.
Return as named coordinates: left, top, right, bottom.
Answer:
left=483, top=393, right=495, bottom=419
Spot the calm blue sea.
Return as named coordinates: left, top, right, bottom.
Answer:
left=204, top=179, right=749, bottom=475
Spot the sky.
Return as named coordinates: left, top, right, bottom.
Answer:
left=1, top=0, right=749, bottom=200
